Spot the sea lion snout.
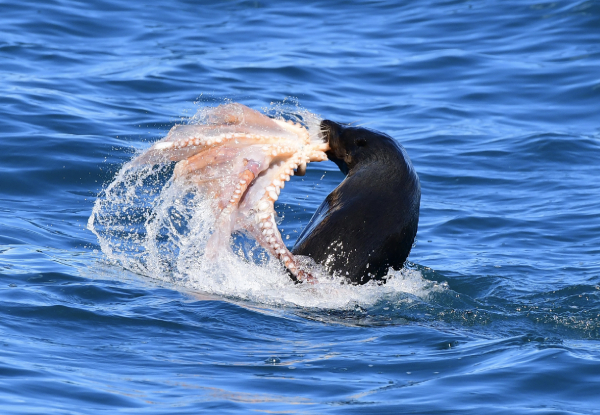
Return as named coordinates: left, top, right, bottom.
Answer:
left=321, top=120, right=352, bottom=175
left=320, top=120, right=340, bottom=152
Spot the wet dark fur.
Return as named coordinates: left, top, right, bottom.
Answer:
left=292, top=120, right=421, bottom=284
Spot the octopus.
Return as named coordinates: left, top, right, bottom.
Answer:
left=131, top=103, right=329, bottom=282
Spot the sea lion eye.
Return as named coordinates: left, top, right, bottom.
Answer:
left=355, top=138, right=367, bottom=147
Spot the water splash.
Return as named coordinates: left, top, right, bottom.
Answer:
left=89, top=104, right=441, bottom=309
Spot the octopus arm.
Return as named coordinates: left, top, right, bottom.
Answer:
left=129, top=103, right=328, bottom=283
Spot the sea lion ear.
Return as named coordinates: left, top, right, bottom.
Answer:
left=355, top=137, right=367, bottom=147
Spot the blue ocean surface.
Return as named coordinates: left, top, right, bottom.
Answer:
left=1, top=0, right=600, bottom=413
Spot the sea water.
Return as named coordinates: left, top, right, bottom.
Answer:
left=1, top=1, right=599, bottom=413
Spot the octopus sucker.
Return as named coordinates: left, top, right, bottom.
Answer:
left=130, top=103, right=329, bottom=282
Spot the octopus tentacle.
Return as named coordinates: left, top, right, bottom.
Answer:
left=131, top=103, right=329, bottom=282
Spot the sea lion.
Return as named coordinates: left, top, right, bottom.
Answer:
left=292, top=120, right=421, bottom=284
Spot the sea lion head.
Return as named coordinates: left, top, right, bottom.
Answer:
left=320, top=120, right=400, bottom=176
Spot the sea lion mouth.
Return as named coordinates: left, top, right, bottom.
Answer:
left=321, top=120, right=350, bottom=176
